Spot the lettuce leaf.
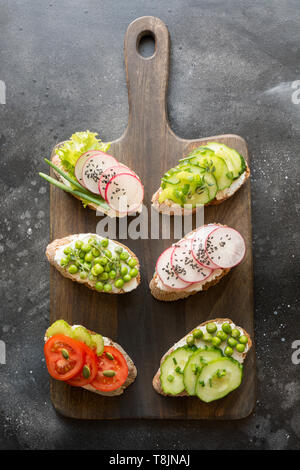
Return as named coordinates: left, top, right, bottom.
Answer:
left=55, top=131, right=111, bottom=174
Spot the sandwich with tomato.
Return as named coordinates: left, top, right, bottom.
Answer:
left=44, top=320, right=137, bottom=395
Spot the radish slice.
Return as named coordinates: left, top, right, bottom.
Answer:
left=191, top=225, right=220, bottom=269
left=98, top=165, right=136, bottom=199
left=156, top=247, right=192, bottom=290
left=171, top=239, right=212, bottom=283
left=105, top=173, right=144, bottom=214
left=75, top=150, right=103, bottom=187
left=82, top=152, right=118, bottom=194
left=205, top=227, right=246, bottom=269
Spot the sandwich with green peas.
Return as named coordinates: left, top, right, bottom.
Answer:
left=153, top=318, right=252, bottom=402
left=46, top=233, right=140, bottom=294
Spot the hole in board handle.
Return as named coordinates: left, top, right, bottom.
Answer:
left=137, top=31, right=156, bottom=58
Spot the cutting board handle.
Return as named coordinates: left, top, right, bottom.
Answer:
left=123, top=16, right=170, bottom=137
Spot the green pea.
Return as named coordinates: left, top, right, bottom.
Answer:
left=99, top=272, right=109, bottom=281
left=227, top=337, right=238, bottom=348
left=88, top=237, right=96, bottom=244
left=83, top=262, right=92, bottom=270
left=231, top=328, right=241, bottom=339
left=129, top=268, right=138, bottom=278
left=121, top=266, right=128, bottom=276
left=99, top=257, right=108, bottom=266
left=93, top=257, right=102, bottom=264
left=123, top=274, right=131, bottom=283
left=104, top=249, right=112, bottom=259
left=120, top=252, right=129, bottom=261
left=212, top=336, right=222, bottom=347
left=103, top=283, right=112, bottom=293
left=109, top=270, right=117, bottom=279
left=236, top=343, right=245, bottom=353
left=206, top=322, right=217, bottom=334
left=68, top=264, right=78, bottom=274
left=85, top=252, right=93, bottom=262
left=80, top=272, right=87, bottom=280
left=63, top=247, right=72, bottom=255
left=203, top=332, right=213, bottom=342
left=217, top=331, right=228, bottom=342
left=222, top=323, right=232, bottom=334
left=104, top=264, right=111, bottom=273
left=100, top=238, right=109, bottom=248
left=60, top=257, right=69, bottom=266
left=92, top=264, right=104, bottom=276
left=79, top=250, right=85, bottom=259
left=224, top=346, right=233, bottom=357
left=114, top=246, right=123, bottom=255
left=92, top=248, right=100, bottom=257
left=115, top=279, right=124, bottom=289
left=89, top=274, right=96, bottom=281
left=95, top=281, right=104, bottom=292
left=82, top=243, right=91, bottom=253
left=186, top=335, right=194, bottom=346
left=128, top=258, right=137, bottom=268
left=192, top=328, right=203, bottom=339
left=75, top=240, right=83, bottom=249
left=239, top=335, right=248, bottom=345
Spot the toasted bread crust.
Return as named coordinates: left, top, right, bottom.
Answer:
left=151, top=165, right=250, bottom=214
left=152, top=318, right=252, bottom=397
left=46, top=234, right=141, bottom=294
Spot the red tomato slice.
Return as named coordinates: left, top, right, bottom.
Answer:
left=91, top=346, right=128, bottom=392
left=44, top=334, right=84, bottom=381
left=67, top=342, right=98, bottom=387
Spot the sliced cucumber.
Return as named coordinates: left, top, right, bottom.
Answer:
left=160, top=347, right=195, bottom=395
left=190, top=154, right=233, bottom=190
left=91, top=333, right=104, bottom=356
left=196, top=357, right=243, bottom=403
left=45, top=319, right=73, bottom=338
left=204, top=142, right=246, bottom=179
left=183, top=347, right=223, bottom=396
left=185, top=187, right=210, bottom=206
left=179, top=147, right=215, bottom=163
left=72, top=326, right=92, bottom=348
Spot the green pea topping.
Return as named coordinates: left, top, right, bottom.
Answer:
left=63, top=247, right=72, bottom=255
left=114, top=246, right=123, bottom=255
left=82, top=243, right=91, bottom=253
left=123, top=274, right=131, bottom=283
left=129, top=268, right=138, bottom=278
left=104, top=264, right=111, bottom=272
left=203, top=332, right=213, bottom=342
left=68, top=264, right=78, bottom=274
left=192, top=328, right=203, bottom=339
left=99, top=272, right=109, bottom=281
left=121, top=266, right=128, bottom=276
left=92, top=264, right=104, bottom=275
left=231, top=328, right=241, bottom=339
left=99, top=257, right=108, bottom=266
left=89, top=274, right=96, bottom=281
left=222, top=323, right=232, bottom=334
left=79, top=250, right=85, bottom=259
left=120, top=252, right=129, bottom=261
left=95, top=281, right=104, bottom=292
left=212, top=336, right=222, bottom=347
left=103, top=370, right=116, bottom=377
left=84, top=252, right=93, bottom=262
left=216, top=331, right=228, bottom=342
left=206, top=322, right=217, bottom=334
left=92, top=248, right=100, bottom=257
left=236, top=343, right=245, bottom=353
left=60, top=257, right=69, bottom=266
left=80, top=272, right=87, bottom=280
left=224, top=346, right=233, bottom=357
left=227, top=337, right=238, bottom=348
left=104, top=249, right=112, bottom=258
left=167, top=375, right=174, bottom=382
left=128, top=258, right=137, bottom=268
left=109, top=270, right=117, bottom=279
left=88, top=237, right=95, bottom=244
left=83, top=365, right=91, bottom=379
left=61, top=348, right=69, bottom=359
left=115, top=279, right=124, bottom=289
left=103, top=283, right=112, bottom=293
left=239, top=335, right=248, bottom=345
left=75, top=240, right=83, bottom=249
left=100, top=238, right=109, bottom=248
left=186, top=335, right=194, bottom=346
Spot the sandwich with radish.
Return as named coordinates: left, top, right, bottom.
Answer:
left=153, top=318, right=252, bottom=402
left=46, top=233, right=140, bottom=294
left=44, top=320, right=137, bottom=395
left=152, top=142, right=250, bottom=215
left=39, top=131, right=144, bottom=218
left=150, top=224, right=246, bottom=301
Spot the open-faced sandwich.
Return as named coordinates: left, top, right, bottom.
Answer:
left=150, top=224, right=245, bottom=301
left=44, top=320, right=137, bottom=395
left=153, top=318, right=251, bottom=402
left=46, top=233, right=140, bottom=294
left=152, top=142, right=250, bottom=215
left=39, top=131, right=144, bottom=218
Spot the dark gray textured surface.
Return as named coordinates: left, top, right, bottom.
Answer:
left=0, top=0, right=299, bottom=450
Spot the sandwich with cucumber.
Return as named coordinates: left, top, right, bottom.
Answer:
left=44, top=320, right=137, bottom=395
left=46, top=233, right=140, bottom=294
left=153, top=318, right=252, bottom=402
left=39, top=131, right=144, bottom=218
left=150, top=224, right=246, bottom=301
left=152, top=142, right=250, bottom=215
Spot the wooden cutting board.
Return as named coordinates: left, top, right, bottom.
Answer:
left=49, top=16, right=255, bottom=419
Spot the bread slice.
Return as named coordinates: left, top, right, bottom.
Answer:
left=51, top=144, right=142, bottom=218
left=46, top=234, right=141, bottom=294
left=153, top=318, right=252, bottom=397
left=149, top=224, right=231, bottom=301
left=151, top=165, right=250, bottom=215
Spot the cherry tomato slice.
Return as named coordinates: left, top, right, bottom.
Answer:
left=91, top=346, right=128, bottom=392
left=67, top=342, right=98, bottom=387
left=44, top=334, right=84, bottom=381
